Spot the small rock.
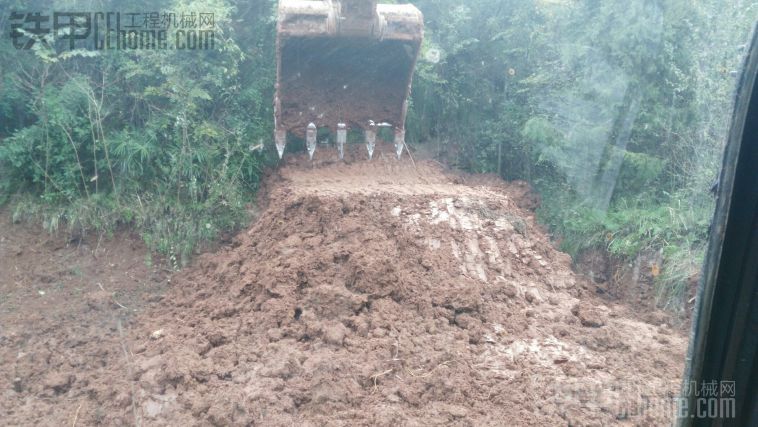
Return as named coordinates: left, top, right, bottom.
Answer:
left=150, top=329, right=165, bottom=340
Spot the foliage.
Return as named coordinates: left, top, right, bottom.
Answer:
left=0, top=0, right=276, bottom=266
left=408, top=0, right=755, bottom=312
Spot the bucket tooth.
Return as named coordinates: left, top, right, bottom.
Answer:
left=394, top=128, right=406, bottom=159
left=366, top=121, right=377, bottom=160
left=306, top=123, right=317, bottom=160
left=275, top=129, right=287, bottom=159
left=336, top=123, right=347, bottom=160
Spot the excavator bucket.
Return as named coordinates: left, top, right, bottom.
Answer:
left=274, top=0, right=424, bottom=160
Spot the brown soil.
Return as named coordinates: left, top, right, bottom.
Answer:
left=576, top=249, right=699, bottom=329
left=1, top=144, right=688, bottom=426
left=0, top=214, right=170, bottom=426
left=278, top=38, right=415, bottom=134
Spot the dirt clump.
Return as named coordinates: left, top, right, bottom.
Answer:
left=572, top=302, right=607, bottom=328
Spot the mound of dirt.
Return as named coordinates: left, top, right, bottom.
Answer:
left=1, top=145, right=688, bottom=426
left=115, top=150, right=686, bottom=425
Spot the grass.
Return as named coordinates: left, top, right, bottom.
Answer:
left=6, top=186, right=254, bottom=269
left=536, top=183, right=715, bottom=314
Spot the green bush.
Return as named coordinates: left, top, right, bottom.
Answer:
left=0, top=0, right=275, bottom=267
